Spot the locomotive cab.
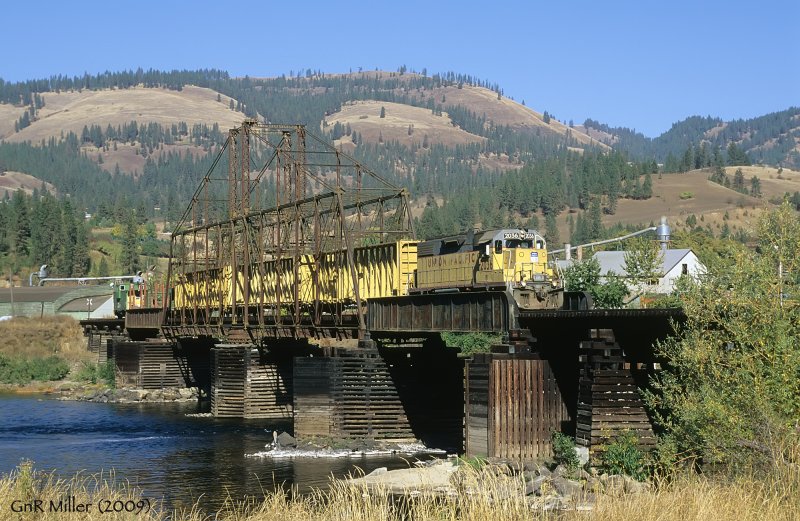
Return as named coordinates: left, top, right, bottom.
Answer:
left=474, top=229, right=552, bottom=287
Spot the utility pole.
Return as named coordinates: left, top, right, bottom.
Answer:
left=7, top=275, right=14, bottom=317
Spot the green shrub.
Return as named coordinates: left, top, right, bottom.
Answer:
left=0, top=354, right=69, bottom=384
left=74, top=361, right=98, bottom=383
left=441, top=332, right=500, bottom=355
left=647, top=204, right=800, bottom=468
left=551, top=431, right=580, bottom=474
left=97, top=360, right=116, bottom=388
left=457, top=456, right=487, bottom=470
left=679, top=191, right=694, bottom=200
left=74, top=360, right=115, bottom=387
left=599, top=430, right=647, bottom=480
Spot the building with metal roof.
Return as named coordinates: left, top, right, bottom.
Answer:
left=556, top=248, right=705, bottom=295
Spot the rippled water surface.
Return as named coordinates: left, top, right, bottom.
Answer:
left=0, top=393, right=429, bottom=511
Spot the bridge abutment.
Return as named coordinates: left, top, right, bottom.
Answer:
left=293, top=338, right=465, bottom=447
left=464, top=353, right=571, bottom=460
left=111, top=340, right=208, bottom=390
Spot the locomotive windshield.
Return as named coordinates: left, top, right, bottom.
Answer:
left=500, top=231, right=544, bottom=250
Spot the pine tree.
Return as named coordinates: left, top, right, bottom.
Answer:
left=545, top=213, right=560, bottom=245
left=641, top=173, right=653, bottom=199
left=97, top=256, right=110, bottom=277
left=733, top=168, right=746, bottom=192
left=589, top=198, right=603, bottom=240
left=567, top=214, right=575, bottom=240
left=11, top=190, right=30, bottom=258
left=750, top=176, right=762, bottom=198
left=120, top=211, right=140, bottom=273
left=72, top=222, right=90, bottom=277
left=380, top=106, right=386, bottom=118
left=56, top=201, right=79, bottom=276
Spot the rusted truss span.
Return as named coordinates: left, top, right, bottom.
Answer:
left=165, top=122, right=415, bottom=341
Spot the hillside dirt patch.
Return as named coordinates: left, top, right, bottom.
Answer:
left=326, top=100, right=484, bottom=148
left=2, top=85, right=243, bottom=145
left=0, top=103, right=27, bottom=138
left=431, top=85, right=605, bottom=148
left=724, top=165, right=800, bottom=199
left=92, top=142, right=212, bottom=175
left=0, top=170, right=55, bottom=196
left=560, top=168, right=786, bottom=239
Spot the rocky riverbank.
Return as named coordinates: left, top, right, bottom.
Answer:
left=56, top=384, right=200, bottom=403
left=249, top=431, right=449, bottom=459
left=347, top=459, right=652, bottom=511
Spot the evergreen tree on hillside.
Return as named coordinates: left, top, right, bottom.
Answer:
left=72, top=222, right=90, bottom=277
left=120, top=211, right=140, bottom=273
left=96, top=257, right=110, bottom=277
left=641, top=173, right=653, bottom=199
left=589, top=198, right=603, bottom=240
left=545, top=212, right=560, bottom=245
left=733, top=168, right=746, bottom=192
left=727, top=142, right=751, bottom=166
left=750, top=176, right=762, bottom=198
left=58, top=203, right=78, bottom=276
left=11, top=190, right=30, bottom=258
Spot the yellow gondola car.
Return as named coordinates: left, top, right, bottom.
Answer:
left=171, top=240, right=418, bottom=313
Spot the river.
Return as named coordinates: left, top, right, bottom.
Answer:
left=0, top=393, right=438, bottom=512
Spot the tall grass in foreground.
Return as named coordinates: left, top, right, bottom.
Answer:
left=2, top=443, right=798, bottom=521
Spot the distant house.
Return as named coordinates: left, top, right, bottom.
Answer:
left=557, top=248, right=705, bottom=295
left=595, top=248, right=704, bottom=294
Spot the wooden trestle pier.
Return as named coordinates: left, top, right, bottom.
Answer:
left=114, top=122, right=683, bottom=460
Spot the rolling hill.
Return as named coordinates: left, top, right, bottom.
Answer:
left=0, top=170, right=56, bottom=196
left=0, top=67, right=796, bottom=243
left=581, top=108, right=800, bottom=168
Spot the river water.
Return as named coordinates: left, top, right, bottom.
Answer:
left=0, top=393, right=438, bottom=512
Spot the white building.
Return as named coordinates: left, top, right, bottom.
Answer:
left=557, top=248, right=705, bottom=295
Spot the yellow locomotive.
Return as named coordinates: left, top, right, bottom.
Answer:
left=413, top=228, right=562, bottom=310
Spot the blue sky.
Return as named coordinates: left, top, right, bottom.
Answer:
left=2, top=0, right=797, bottom=136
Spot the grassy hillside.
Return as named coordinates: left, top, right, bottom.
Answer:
left=0, top=68, right=796, bottom=259
left=0, top=170, right=55, bottom=196
left=0, top=316, right=86, bottom=362
left=1, top=85, right=241, bottom=144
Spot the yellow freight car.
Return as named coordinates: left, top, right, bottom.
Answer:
left=171, top=240, right=417, bottom=313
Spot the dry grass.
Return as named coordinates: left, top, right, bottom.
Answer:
left=0, top=103, right=27, bottom=138
left=3, top=86, right=241, bottom=146
left=2, top=452, right=798, bottom=521
left=326, top=100, right=485, bottom=149
left=432, top=84, right=605, bottom=149
left=724, top=165, right=800, bottom=199
left=588, top=472, right=800, bottom=521
left=323, top=79, right=605, bottom=151
left=0, top=461, right=166, bottom=521
left=0, top=316, right=88, bottom=362
left=0, top=170, right=56, bottom=196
